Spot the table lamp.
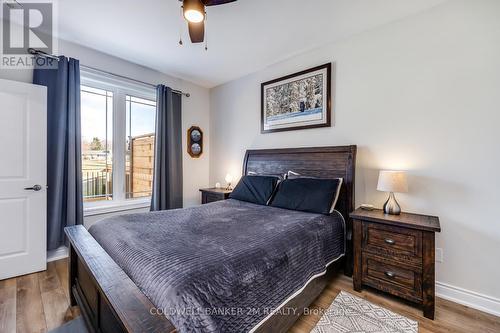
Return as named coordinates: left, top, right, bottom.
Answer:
left=225, top=173, right=233, bottom=190
left=377, top=170, right=408, bottom=215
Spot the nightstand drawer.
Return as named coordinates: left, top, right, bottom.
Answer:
left=363, top=222, right=422, bottom=260
left=362, top=254, right=422, bottom=302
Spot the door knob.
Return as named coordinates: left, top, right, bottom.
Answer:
left=24, top=184, right=42, bottom=191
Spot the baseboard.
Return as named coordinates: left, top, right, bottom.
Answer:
left=47, top=246, right=68, bottom=262
left=436, top=281, right=500, bottom=317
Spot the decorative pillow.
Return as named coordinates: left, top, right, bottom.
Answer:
left=270, top=177, right=343, bottom=215
left=229, top=175, right=281, bottom=205
left=284, top=171, right=343, bottom=212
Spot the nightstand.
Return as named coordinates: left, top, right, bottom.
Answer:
left=350, top=208, right=441, bottom=319
left=199, top=188, right=232, bottom=204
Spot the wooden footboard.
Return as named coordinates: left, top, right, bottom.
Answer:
left=65, top=225, right=176, bottom=333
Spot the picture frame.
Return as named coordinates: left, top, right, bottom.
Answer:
left=261, top=63, right=331, bottom=133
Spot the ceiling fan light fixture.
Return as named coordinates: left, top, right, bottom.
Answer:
left=184, top=9, right=204, bottom=23
left=183, top=0, right=205, bottom=23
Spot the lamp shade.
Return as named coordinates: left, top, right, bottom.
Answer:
left=377, top=170, right=408, bottom=193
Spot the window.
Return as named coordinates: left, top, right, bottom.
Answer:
left=80, top=68, right=156, bottom=212
left=125, top=96, right=156, bottom=199
left=81, top=86, right=113, bottom=202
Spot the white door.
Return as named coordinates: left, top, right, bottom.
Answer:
left=0, top=78, right=47, bottom=280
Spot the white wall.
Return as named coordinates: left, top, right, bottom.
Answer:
left=0, top=39, right=210, bottom=226
left=210, top=0, right=500, bottom=312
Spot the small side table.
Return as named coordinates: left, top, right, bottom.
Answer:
left=350, top=208, right=441, bottom=319
left=199, top=188, right=232, bottom=204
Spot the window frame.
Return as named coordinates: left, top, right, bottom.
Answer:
left=80, top=67, right=156, bottom=215
left=80, top=85, right=114, bottom=202
left=125, top=95, right=157, bottom=199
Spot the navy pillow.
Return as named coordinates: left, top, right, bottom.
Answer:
left=270, top=178, right=342, bottom=215
left=229, top=175, right=280, bottom=205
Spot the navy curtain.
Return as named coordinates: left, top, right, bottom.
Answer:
left=34, top=56, right=83, bottom=250
left=151, top=85, right=183, bottom=211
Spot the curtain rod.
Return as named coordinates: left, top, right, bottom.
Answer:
left=27, top=48, right=190, bottom=97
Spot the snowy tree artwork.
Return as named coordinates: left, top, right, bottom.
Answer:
left=261, top=63, right=332, bottom=133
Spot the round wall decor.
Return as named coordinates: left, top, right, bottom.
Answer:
left=187, top=126, right=203, bottom=158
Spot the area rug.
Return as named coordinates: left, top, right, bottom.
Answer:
left=311, top=291, right=418, bottom=333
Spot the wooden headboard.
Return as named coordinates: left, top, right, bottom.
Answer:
left=242, top=145, right=357, bottom=275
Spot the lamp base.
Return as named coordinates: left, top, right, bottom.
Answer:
left=383, top=192, right=401, bottom=215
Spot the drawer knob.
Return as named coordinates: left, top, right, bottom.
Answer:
left=384, top=238, right=395, bottom=245
left=385, top=271, right=396, bottom=278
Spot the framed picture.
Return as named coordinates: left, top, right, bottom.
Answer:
left=261, top=63, right=331, bottom=133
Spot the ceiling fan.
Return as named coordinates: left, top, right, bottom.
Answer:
left=179, top=0, right=237, bottom=45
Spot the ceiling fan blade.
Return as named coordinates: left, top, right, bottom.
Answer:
left=202, top=0, right=237, bottom=6
left=188, top=21, right=205, bottom=43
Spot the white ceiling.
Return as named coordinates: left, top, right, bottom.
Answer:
left=57, top=0, right=447, bottom=88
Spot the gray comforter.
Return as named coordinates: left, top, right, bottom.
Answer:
left=89, top=199, right=345, bottom=333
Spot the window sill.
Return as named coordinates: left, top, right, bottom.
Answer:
left=83, top=198, right=151, bottom=217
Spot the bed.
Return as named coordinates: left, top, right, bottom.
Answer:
left=65, top=145, right=357, bottom=333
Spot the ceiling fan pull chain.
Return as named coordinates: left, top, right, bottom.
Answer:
left=205, top=12, right=208, bottom=51
left=179, top=4, right=184, bottom=45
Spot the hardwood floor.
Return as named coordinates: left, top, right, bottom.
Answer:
left=0, top=260, right=79, bottom=333
left=1, top=259, right=499, bottom=333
